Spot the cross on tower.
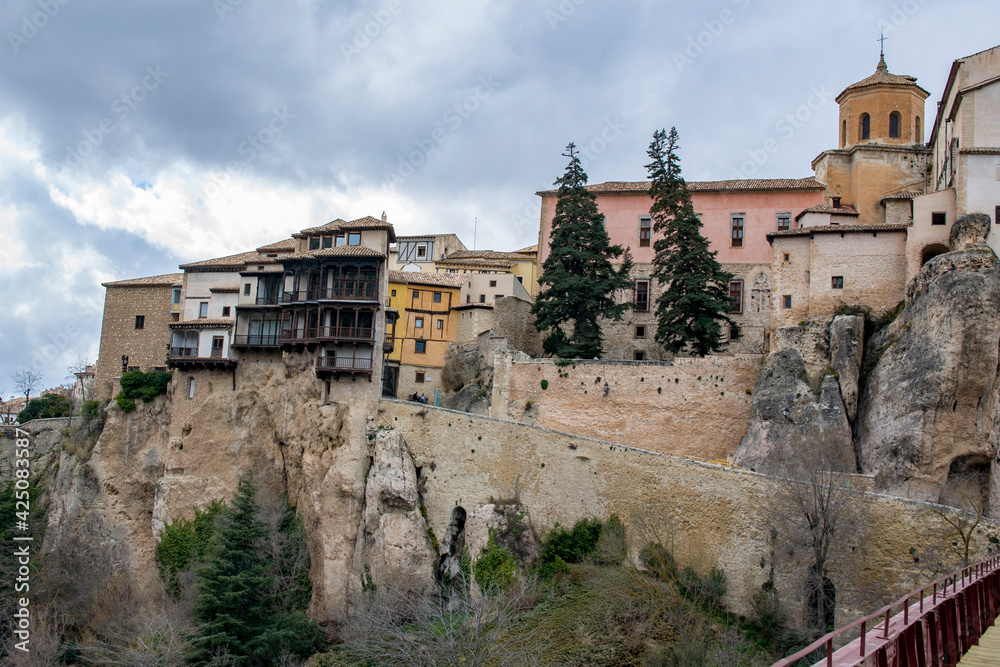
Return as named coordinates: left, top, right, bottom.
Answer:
left=878, top=30, right=888, bottom=58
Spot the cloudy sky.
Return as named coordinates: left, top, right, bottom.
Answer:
left=1, top=0, right=997, bottom=392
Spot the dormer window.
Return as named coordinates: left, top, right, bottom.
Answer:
left=336, top=234, right=346, bottom=247
left=309, top=237, right=320, bottom=250
left=322, top=236, right=333, bottom=249
left=348, top=233, right=361, bottom=246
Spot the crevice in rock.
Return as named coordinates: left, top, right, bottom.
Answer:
left=437, top=506, right=467, bottom=586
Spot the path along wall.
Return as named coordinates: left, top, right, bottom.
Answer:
left=379, top=399, right=999, bottom=627
left=490, top=354, right=761, bottom=460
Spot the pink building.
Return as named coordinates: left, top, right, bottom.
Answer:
left=536, top=178, right=825, bottom=359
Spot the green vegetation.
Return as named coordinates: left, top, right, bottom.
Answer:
left=540, top=517, right=604, bottom=576
left=17, top=392, right=72, bottom=422
left=81, top=398, right=101, bottom=419
left=116, top=369, right=172, bottom=413
left=532, top=142, right=634, bottom=359
left=156, top=500, right=224, bottom=599
left=473, top=531, right=517, bottom=595
left=647, top=127, right=737, bottom=356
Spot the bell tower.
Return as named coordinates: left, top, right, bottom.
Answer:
left=836, top=53, right=930, bottom=148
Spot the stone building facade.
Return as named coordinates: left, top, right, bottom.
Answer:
left=95, top=274, right=182, bottom=399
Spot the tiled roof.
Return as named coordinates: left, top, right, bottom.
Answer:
left=388, top=270, right=470, bottom=288
left=298, top=218, right=348, bottom=235
left=961, top=147, right=1000, bottom=155
left=256, top=238, right=296, bottom=253
left=881, top=191, right=922, bottom=201
left=514, top=244, right=538, bottom=254
left=102, top=272, right=183, bottom=288
left=209, top=286, right=240, bottom=293
left=839, top=56, right=925, bottom=97
left=435, top=257, right=516, bottom=269
left=446, top=250, right=533, bottom=261
left=296, top=216, right=396, bottom=240
left=179, top=250, right=273, bottom=271
left=794, top=204, right=860, bottom=221
left=282, top=245, right=386, bottom=261
left=169, top=319, right=235, bottom=329
left=538, top=177, right=825, bottom=196
left=769, top=223, right=910, bottom=240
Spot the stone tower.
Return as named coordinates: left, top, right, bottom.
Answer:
left=812, top=54, right=932, bottom=224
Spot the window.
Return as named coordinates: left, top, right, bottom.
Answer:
left=635, top=325, right=646, bottom=339
left=915, top=116, right=922, bottom=142
left=996, top=206, right=1000, bottom=225
left=776, top=213, right=791, bottom=232
left=598, top=214, right=606, bottom=227
left=188, top=378, right=195, bottom=399
left=412, top=290, right=420, bottom=299
left=436, top=319, right=443, bottom=330
left=729, top=326, right=740, bottom=341
left=932, top=212, right=947, bottom=226
left=489, top=280, right=497, bottom=287
left=633, top=351, right=646, bottom=361
left=639, top=216, right=652, bottom=247
left=433, top=292, right=442, bottom=303
left=417, top=245, right=427, bottom=258
left=730, top=214, right=745, bottom=247
left=222, top=306, right=231, bottom=317
left=243, top=283, right=251, bottom=296
left=199, top=302, right=209, bottom=318
left=335, top=235, right=346, bottom=247
left=860, top=113, right=871, bottom=140
left=415, top=317, right=424, bottom=328
left=391, top=289, right=396, bottom=297
left=309, top=237, right=320, bottom=250
left=635, top=280, right=649, bottom=312
left=134, top=315, right=145, bottom=329
left=172, top=288, right=181, bottom=305
left=211, top=336, right=225, bottom=357
left=322, top=236, right=332, bottom=249
left=832, top=276, right=844, bottom=289
left=415, top=371, right=426, bottom=383
left=415, top=341, right=426, bottom=354
left=783, top=252, right=790, bottom=263
left=783, top=295, right=792, bottom=309
left=729, top=279, right=744, bottom=314
left=842, top=120, right=847, bottom=147
left=479, top=294, right=486, bottom=303
left=348, top=232, right=361, bottom=246
left=889, top=111, right=901, bottom=139
left=495, top=294, right=503, bottom=301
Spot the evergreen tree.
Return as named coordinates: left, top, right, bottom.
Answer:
left=533, top=143, right=633, bottom=358
left=647, top=128, right=737, bottom=356
left=188, top=472, right=323, bottom=666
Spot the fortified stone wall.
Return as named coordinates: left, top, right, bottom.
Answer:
left=490, top=354, right=761, bottom=460
left=379, top=399, right=998, bottom=627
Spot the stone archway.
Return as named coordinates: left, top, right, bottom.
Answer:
left=921, top=243, right=950, bottom=266
left=750, top=273, right=771, bottom=314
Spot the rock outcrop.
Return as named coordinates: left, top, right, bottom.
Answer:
left=733, top=348, right=855, bottom=475
left=830, top=315, right=864, bottom=422
left=855, top=215, right=1000, bottom=510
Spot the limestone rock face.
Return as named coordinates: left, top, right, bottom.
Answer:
left=855, top=238, right=1000, bottom=509
left=359, top=427, right=436, bottom=596
left=949, top=212, right=991, bottom=251
left=830, top=315, right=864, bottom=422
left=733, top=348, right=855, bottom=475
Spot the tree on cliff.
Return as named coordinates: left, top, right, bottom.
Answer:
left=646, top=128, right=737, bottom=356
left=188, top=472, right=323, bottom=666
left=533, top=142, right=633, bottom=359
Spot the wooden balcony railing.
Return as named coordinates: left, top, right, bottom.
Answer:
left=280, top=328, right=318, bottom=343
left=169, top=347, right=198, bottom=358
left=232, top=333, right=282, bottom=347
left=316, top=355, right=373, bottom=373
left=316, top=326, right=374, bottom=341
left=254, top=295, right=283, bottom=306
left=210, top=347, right=224, bottom=358
left=282, top=283, right=378, bottom=303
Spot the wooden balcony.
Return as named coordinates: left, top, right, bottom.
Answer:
left=280, top=326, right=375, bottom=345
left=232, top=333, right=282, bottom=348
left=168, top=347, right=235, bottom=369
left=316, top=353, right=374, bottom=378
left=282, top=283, right=379, bottom=303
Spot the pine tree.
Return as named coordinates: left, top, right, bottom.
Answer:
left=188, top=472, right=323, bottom=665
left=533, top=143, right=633, bottom=358
left=647, top=128, right=737, bottom=356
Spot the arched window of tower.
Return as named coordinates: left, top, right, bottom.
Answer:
left=889, top=111, right=901, bottom=139
left=860, top=113, right=871, bottom=141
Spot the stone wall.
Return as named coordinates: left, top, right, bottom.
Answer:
left=490, top=354, right=761, bottom=460
left=379, top=399, right=997, bottom=626
left=95, top=284, right=177, bottom=399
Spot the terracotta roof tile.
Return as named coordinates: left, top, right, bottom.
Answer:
left=794, top=204, right=860, bottom=221
left=255, top=238, right=296, bottom=253
left=102, top=273, right=183, bottom=288
left=538, top=177, right=824, bottom=196
left=388, top=270, right=470, bottom=288
left=961, top=147, right=1000, bottom=155
left=435, top=257, right=516, bottom=269
left=283, top=245, right=386, bottom=261
left=298, top=218, right=348, bottom=235
left=446, top=250, right=533, bottom=261
left=839, top=56, right=928, bottom=100
left=296, top=216, right=395, bottom=237
left=179, top=250, right=271, bottom=271
left=514, top=245, right=538, bottom=254
left=769, top=223, right=910, bottom=240
left=169, top=319, right=235, bottom=329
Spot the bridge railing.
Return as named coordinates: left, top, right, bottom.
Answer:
left=773, top=556, right=1000, bottom=667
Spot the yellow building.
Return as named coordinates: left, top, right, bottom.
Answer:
left=386, top=270, right=469, bottom=399
left=433, top=250, right=538, bottom=297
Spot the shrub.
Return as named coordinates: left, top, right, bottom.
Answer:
left=17, top=393, right=72, bottom=423
left=116, top=392, right=136, bottom=413
left=541, top=518, right=603, bottom=568
left=594, top=514, right=627, bottom=565
left=81, top=399, right=101, bottom=419
left=678, top=566, right=727, bottom=610
left=156, top=500, right=224, bottom=598
left=638, top=542, right=678, bottom=581
left=119, top=370, right=172, bottom=402
left=473, top=532, right=517, bottom=595
left=540, top=379, right=549, bottom=390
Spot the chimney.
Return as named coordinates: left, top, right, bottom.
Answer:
left=381, top=211, right=387, bottom=222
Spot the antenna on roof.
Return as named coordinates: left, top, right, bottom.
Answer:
left=474, top=216, right=478, bottom=251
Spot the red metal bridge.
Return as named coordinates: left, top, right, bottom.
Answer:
left=773, top=557, right=1000, bottom=667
